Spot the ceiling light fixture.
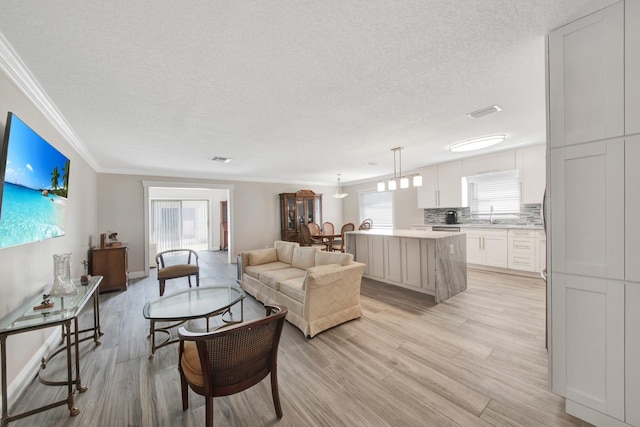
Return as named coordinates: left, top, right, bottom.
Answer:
left=210, top=156, right=232, bottom=163
left=377, top=147, right=422, bottom=192
left=467, top=105, right=502, bottom=119
left=333, top=173, right=348, bottom=199
left=448, top=134, right=506, bottom=152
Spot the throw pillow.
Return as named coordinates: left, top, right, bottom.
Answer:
left=291, top=247, right=317, bottom=270
left=275, top=240, right=297, bottom=264
left=248, top=248, right=278, bottom=265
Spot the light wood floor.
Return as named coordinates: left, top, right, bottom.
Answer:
left=9, top=251, right=589, bottom=427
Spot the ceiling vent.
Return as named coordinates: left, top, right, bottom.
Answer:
left=210, top=156, right=232, bottom=163
left=467, top=105, right=502, bottom=119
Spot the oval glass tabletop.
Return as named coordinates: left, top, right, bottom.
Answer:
left=143, top=285, right=245, bottom=321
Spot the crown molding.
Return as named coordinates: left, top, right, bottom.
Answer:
left=0, top=32, right=99, bottom=171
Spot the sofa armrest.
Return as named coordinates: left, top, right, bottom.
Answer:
left=303, top=262, right=366, bottom=320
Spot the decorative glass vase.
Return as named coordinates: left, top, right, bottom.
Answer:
left=49, top=253, right=77, bottom=297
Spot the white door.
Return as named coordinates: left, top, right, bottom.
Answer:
left=627, top=284, right=640, bottom=426
left=550, top=140, right=624, bottom=280
left=548, top=1, right=624, bottom=148
left=625, top=136, right=640, bottom=281
left=551, top=273, right=625, bottom=420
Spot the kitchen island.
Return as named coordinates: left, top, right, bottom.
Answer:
left=345, top=229, right=467, bottom=303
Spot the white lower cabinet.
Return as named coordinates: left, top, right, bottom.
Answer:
left=508, top=229, right=536, bottom=272
left=401, top=237, right=422, bottom=288
left=551, top=273, right=625, bottom=421
left=627, top=284, right=640, bottom=426
left=535, top=230, right=546, bottom=274
left=463, top=228, right=508, bottom=268
left=367, top=234, right=385, bottom=279
left=384, top=236, right=402, bottom=282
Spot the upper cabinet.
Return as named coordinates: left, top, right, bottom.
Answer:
left=416, top=160, right=463, bottom=208
left=461, top=150, right=515, bottom=177
left=548, top=1, right=624, bottom=148
left=626, top=0, right=640, bottom=135
left=516, top=145, right=546, bottom=204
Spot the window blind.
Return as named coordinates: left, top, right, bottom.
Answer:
left=467, top=170, right=520, bottom=215
left=359, top=191, right=393, bottom=229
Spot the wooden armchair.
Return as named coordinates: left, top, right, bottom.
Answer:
left=155, top=249, right=199, bottom=296
left=299, top=224, right=326, bottom=250
left=359, top=219, right=373, bottom=230
left=178, top=304, right=288, bottom=427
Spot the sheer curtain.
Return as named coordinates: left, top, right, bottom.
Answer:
left=151, top=200, right=209, bottom=252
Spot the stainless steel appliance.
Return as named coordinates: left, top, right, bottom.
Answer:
left=445, top=210, right=458, bottom=224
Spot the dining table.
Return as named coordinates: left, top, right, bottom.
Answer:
left=311, top=233, right=342, bottom=251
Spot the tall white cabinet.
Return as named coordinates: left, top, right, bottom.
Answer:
left=548, top=1, right=640, bottom=425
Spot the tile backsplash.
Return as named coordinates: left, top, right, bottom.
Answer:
left=423, top=204, right=543, bottom=227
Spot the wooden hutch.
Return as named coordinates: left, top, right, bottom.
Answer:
left=279, top=190, right=322, bottom=242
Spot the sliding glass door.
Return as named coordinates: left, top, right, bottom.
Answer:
left=151, top=200, right=209, bottom=252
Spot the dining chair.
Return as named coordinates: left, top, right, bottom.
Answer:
left=299, top=224, right=326, bottom=250
left=308, top=222, right=321, bottom=235
left=155, top=249, right=199, bottom=296
left=178, top=304, right=288, bottom=427
left=359, top=219, right=373, bottom=230
left=322, top=222, right=335, bottom=235
left=331, top=223, right=355, bottom=252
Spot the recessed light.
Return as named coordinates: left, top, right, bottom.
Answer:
left=467, top=105, right=502, bottom=119
left=367, top=161, right=378, bottom=166
left=210, top=156, right=232, bottom=163
left=448, top=134, right=506, bottom=152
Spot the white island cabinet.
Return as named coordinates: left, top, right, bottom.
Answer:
left=345, top=229, right=467, bottom=304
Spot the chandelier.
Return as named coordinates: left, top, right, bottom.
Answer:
left=377, top=147, right=422, bottom=191
left=333, top=173, right=348, bottom=198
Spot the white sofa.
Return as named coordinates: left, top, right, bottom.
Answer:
left=237, top=240, right=366, bottom=338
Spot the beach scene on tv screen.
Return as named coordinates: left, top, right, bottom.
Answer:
left=0, top=115, right=69, bottom=249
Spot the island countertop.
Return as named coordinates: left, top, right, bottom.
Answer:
left=346, top=229, right=463, bottom=239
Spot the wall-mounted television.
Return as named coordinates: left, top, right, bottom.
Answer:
left=0, top=112, right=70, bottom=249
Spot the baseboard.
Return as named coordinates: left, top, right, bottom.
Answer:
left=565, top=399, right=629, bottom=427
left=1, top=329, right=60, bottom=410
left=128, top=270, right=146, bottom=280
left=467, top=264, right=543, bottom=279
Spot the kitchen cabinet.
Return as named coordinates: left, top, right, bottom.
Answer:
left=384, top=236, right=402, bottom=282
left=548, top=2, right=638, bottom=425
left=508, top=229, right=536, bottom=272
left=626, top=0, right=640, bottom=135
left=627, top=284, right=640, bottom=426
left=551, top=274, right=625, bottom=420
left=401, top=237, right=422, bottom=288
left=416, top=160, right=463, bottom=208
left=91, top=246, right=128, bottom=293
left=550, top=140, right=624, bottom=280
left=548, top=1, right=624, bottom=148
left=516, top=145, right=546, bottom=204
left=535, top=230, right=546, bottom=274
left=279, top=190, right=322, bottom=243
left=463, top=228, right=508, bottom=268
left=461, top=150, right=516, bottom=177
left=367, top=234, right=385, bottom=279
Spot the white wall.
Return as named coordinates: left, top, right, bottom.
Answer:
left=97, top=175, right=344, bottom=276
left=0, top=71, right=98, bottom=393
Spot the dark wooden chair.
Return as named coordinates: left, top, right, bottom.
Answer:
left=299, top=224, right=326, bottom=250
left=331, top=223, right=355, bottom=252
left=178, top=304, right=288, bottom=427
left=359, top=219, right=373, bottom=230
left=155, top=249, right=199, bottom=296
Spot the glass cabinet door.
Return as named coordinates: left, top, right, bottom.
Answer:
left=306, top=198, right=314, bottom=224
left=296, top=199, right=305, bottom=227
left=286, top=197, right=296, bottom=231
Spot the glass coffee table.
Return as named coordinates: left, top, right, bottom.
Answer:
left=143, top=285, right=245, bottom=358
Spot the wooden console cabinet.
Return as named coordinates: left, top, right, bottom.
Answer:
left=91, top=246, right=128, bottom=293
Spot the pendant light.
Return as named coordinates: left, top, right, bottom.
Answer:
left=377, top=147, right=422, bottom=191
left=333, top=173, right=348, bottom=199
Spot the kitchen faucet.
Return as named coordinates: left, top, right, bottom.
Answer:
left=490, top=205, right=494, bottom=224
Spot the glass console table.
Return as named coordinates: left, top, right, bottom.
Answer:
left=0, top=276, right=103, bottom=426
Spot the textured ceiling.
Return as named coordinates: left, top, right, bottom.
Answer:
left=0, top=0, right=616, bottom=186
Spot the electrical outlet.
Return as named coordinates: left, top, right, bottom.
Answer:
left=449, top=244, right=454, bottom=255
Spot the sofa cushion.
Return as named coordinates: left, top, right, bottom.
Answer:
left=248, top=248, right=278, bottom=266
left=244, top=261, right=291, bottom=279
left=259, top=267, right=306, bottom=290
left=315, top=251, right=353, bottom=267
left=279, top=276, right=306, bottom=303
left=275, top=240, right=298, bottom=264
left=291, top=247, right=317, bottom=270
